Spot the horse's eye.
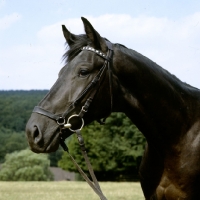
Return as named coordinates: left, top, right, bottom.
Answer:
left=79, top=69, right=89, bottom=77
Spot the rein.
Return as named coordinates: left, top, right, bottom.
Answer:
left=32, top=41, right=114, bottom=200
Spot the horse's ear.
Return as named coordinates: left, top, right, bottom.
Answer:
left=81, top=17, right=107, bottom=52
left=62, top=25, right=77, bottom=47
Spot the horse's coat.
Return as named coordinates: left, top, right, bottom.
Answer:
left=26, top=17, right=200, bottom=199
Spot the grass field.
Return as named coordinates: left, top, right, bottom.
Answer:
left=0, top=181, right=144, bottom=200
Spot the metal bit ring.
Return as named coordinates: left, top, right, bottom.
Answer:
left=67, top=114, right=84, bottom=132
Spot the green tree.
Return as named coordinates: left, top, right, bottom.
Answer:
left=0, top=127, right=28, bottom=162
left=48, top=147, right=63, bottom=167
left=0, top=149, right=53, bottom=181
left=58, top=113, right=146, bottom=181
left=0, top=90, right=48, bottom=132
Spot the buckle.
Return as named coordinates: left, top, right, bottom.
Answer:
left=81, top=106, right=88, bottom=113
left=57, top=117, right=65, bottom=125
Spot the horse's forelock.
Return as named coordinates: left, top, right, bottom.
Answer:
left=62, top=34, right=91, bottom=64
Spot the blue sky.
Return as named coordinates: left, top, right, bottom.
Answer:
left=0, top=0, right=200, bottom=89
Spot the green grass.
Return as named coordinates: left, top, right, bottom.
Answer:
left=0, top=181, right=144, bottom=200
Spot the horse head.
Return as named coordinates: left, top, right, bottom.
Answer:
left=26, top=17, right=119, bottom=153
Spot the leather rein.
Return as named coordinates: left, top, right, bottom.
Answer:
left=32, top=41, right=114, bottom=200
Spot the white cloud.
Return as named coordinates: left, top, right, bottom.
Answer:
left=0, top=12, right=21, bottom=30
left=1, top=13, right=200, bottom=89
left=83, top=13, right=200, bottom=87
left=0, top=42, right=64, bottom=89
left=37, top=18, right=84, bottom=43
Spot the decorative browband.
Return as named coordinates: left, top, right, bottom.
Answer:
left=81, top=46, right=110, bottom=61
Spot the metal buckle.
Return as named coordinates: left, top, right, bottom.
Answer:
left=81, top=106, right=88, bottom=113
left=57, top=117, right=65, bottom=125
left=67, top=114, right=84, bottom=132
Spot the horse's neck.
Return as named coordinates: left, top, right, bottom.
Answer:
left=113, top=46, right=198, bottom=145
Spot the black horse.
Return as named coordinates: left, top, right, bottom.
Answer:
left=26, top=17, right=200, bottom=199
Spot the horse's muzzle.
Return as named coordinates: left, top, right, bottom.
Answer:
left=26, top=114, right=60, bottom=153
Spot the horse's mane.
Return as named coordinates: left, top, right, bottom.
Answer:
left=116, top=43, right=199, bottom=92
left=62, top=35, right=199, bottom=92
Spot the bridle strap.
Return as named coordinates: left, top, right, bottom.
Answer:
left=60, top=130, right=107, bottom=200
left=106, top=41, right=113, bottom=114
left=33, top=106, right=61, bottom=121
left=62, top=56, right=109, bottom=119
left=32, top=41, right=114, bottom=125
left=63, top=130, right=107, bottom=200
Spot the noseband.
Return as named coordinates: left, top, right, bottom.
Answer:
left=33, top=41, right=113, bottom=133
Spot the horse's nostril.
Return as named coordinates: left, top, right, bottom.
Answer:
left=33, top=126, right=42, bottom=144
left=33, top=126, right=39, bottom=138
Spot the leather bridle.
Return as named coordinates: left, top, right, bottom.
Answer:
left=33, top=40, right=113, bottom=134
left=32, top=41, right=114, bottom=200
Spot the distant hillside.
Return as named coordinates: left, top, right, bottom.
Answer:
left=0, top=90, right=48, bottom=132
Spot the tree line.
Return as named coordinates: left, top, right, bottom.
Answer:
left=0, top=90, right=146, bottom=181
left=0, top=90, right=48, bottom=131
